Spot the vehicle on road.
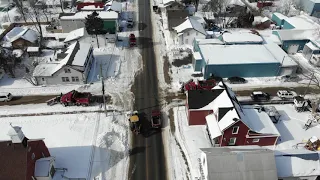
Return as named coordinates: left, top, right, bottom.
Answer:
left=151, top=110, right=161, bottom=128
left=277, top=90, right=295, bottom=99
left=0, top=92, right=13, bottom=102
left=281, top=75, right=300, bottom=82
left=129, top=111, right=141, bottom=134
left=250, top=91, right=270, bottom=101
left=127, top=18, right=134, bottom=28
left=129, top=33, right=136, bottom=47
left=227, top=76, right=246, bottom=84
left=60, top=90, right=92, bottom=106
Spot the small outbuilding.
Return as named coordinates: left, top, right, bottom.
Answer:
left=5, top=27, right=39, bottom=49
left=27, top=47, right=40, bottom=57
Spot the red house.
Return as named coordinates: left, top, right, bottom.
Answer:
left=76, top=2, right=105, bottom=11
left=187, top=82, right=280, bottom=147
left=0, top=125, right=54, bottom=180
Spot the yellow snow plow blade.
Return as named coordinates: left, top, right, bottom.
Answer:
left=130, top=115, right=139, bottom=122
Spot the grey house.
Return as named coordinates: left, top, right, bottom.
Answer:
left=199, top=147, right=278, bottom=180
left=33, top=41, right=94, bottom=85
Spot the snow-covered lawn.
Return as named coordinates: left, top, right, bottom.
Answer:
left=173, top=106, right=212, bottom=179
left=0, top=111, right=129, bottom=180
left=272, top=104, right=320, bottom=150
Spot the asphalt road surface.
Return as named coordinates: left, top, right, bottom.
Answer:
left=128, top=0, right=167, bottom=179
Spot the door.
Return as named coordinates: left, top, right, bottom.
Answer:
left=287, top=44, right=299, bottom=54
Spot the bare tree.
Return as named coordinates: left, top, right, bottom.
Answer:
left=13, top=0, right=28, bottom=23
left=27, top=0, right=44, bottom=44
left=202, top=0, right=231, bottom=28
left=278, top=0, right=294, bottom=16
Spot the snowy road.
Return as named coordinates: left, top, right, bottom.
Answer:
left=128, top=0, right=167, bottom=178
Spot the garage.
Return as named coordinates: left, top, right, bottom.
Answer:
left=287, top=44, right=299, bottom=54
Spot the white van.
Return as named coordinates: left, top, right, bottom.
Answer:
left=0, top=93, right=13, bottom=102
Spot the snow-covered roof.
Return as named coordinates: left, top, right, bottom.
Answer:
left=218, top=108, right=240, bottom=131
left=33, top=42, right=92, bottom=77
left=27, top=47, right=39, bottom=52
left=206, top=114, right=222, bottom=139
left=110, top=1, right=122, bottom=12
left=306, top=42, right=319, bottom=51
left=60, top=11, right=118, bottom=20
left=229, top=0, right=245, bottom=6
left=5, top=27, right=38, bottom=43
left=273, top=29, right=314, bottom=41
left=198, top=44, right=280, bottom=65
left=72, top=43, right=91, bottom=66
left=196, top=38, right=223, bottom=45
left=174, top=16, right=206, bottom=35
left=275, top=149, right=320, bottom=178
left=193, top=51, right=202, bottom=60
left=81, top=5, right=104, bottom=11
left=273, top=13, right=288, bottom=20
left=264, top=42, right=298, bottom=67
left=285, top=15, right=320, bottom=30
left=202, top=147, right=278, bottom=180
left=221, top=32, right=263, bottom=44
left=64, top=28, right=85, bottom=43
left=262, top=34, right=282, bottom=45
left=241, top=108, right=280, bottom=135
left=35, top=157, right=55, bottom=177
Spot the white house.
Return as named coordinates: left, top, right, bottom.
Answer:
left=33, top=41, right=94, bottom=85
left=173, top=16, right=206, bottom=45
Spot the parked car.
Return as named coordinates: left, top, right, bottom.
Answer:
left=227, top=76, right=246, bottom=84
left=127, top=18, right=134, bottom=28
left=0, top=92, right=13, bottom=102
left=277, top=90, right=295, bottom=99
left=250, top=91, right=270, bottom=101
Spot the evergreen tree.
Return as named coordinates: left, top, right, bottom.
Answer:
left=85, top=11, right=104, bottom=48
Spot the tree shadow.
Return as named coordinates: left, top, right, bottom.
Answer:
left=135, top=37, right=153, bottom=49
left=138, top=22, right=147, bottom=31
left=128, top=146, right=147, bottom=156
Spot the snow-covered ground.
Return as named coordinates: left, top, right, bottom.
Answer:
left=172, top=106, right=212, bottom=180
left=0, top=107, right=129, bottom=180
left=272, top=104, right=320, bottom=150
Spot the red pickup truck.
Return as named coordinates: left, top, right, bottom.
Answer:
left=60, top=90, right=92, bottom=106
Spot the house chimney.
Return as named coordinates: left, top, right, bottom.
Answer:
left=7, top=123, right=28, bottom=147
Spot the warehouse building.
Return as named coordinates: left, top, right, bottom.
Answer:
left=193, top=38, right=297, bottom=78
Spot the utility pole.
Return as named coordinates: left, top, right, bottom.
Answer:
left=100, top=65, right=107, bottom=116
left=304, top=72, right=315, bottom=97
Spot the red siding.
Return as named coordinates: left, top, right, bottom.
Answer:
left=188, top=110, right=213, bottom=125
left=77, top=2, right=105, bottom=11
left=26, top=140, right=51, bottom=180
left=245, top=136, right=278, bottom=146
left=220, top=121, right=249, bottom=146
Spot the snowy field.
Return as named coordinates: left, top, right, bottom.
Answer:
left=0, top=111, right=129, bottom=180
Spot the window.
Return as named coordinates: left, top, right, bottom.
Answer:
left=28, top=147, right=31, bottom=152
left=232, top=126, right=239, bottom=134
left=252, top=138, right=260, bottom=143
left=196, top=32, right=198, bottom=36
left=64, top=69, right=71, bottom=73
left=72, top=76, right=79, bottom=82
left=41, top=78, right=45, bottom=81
left=187, top=32, right=190, bottom=36
left=61, top=77, right=70, bottom=82
left=229, top=137, right=236, bottom=145
left=31, top=153, right=35, bottom=160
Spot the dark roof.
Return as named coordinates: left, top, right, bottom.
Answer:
left=167, top=10, right=189, bottom=30
left=218, top=107, right=234, bottom=121
left=188, top=89, right=224, bottom=109
left=0, top=140, right=28, bottom=180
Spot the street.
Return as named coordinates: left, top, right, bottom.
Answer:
left=128, top=0, right=167, bottom=178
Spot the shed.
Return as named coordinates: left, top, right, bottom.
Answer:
left=302, top=41, right=320, bottom=62
left=27, top=47, right=40, bottom=56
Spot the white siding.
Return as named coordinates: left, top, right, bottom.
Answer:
left=37, top=66, right=84, bottom=85
left=178, top=29, right=206, bottom=45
